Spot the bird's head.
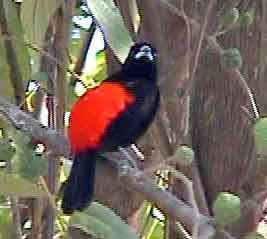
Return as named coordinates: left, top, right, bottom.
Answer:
left=122, top=42, right=157, bottom=81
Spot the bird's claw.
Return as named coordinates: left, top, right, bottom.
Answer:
left=117, top=147, right=139, bottom=176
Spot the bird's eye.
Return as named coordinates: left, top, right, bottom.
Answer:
left=134, top=45, right=155, bottom=61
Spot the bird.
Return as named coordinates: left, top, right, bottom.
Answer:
left=62, top=42, right=159, bottom=214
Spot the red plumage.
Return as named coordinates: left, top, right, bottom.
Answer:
left=69, top=82, right=135, bottom=152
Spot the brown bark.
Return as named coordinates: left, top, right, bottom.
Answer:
left=190, top=0, right=264, bottom=237
left=136, top=1, right=218, bottom=239
left=243, top=1, right=267, bottom=113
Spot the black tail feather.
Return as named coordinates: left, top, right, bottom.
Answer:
left=62, top=151, right=96, bottom=214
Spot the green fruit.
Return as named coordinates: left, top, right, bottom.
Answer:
left=220, top=8, right=239, bottom=27
left=238, top=10, right=254, bottom=26
left=175, top=146, right=194, bottom=166
left=254, top=117, right=267, bottom=155
left=221, top=48, right=243, bottom=69
left=213, top=192, right=241, bottom=227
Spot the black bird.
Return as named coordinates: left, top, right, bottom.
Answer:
left=62, top=42, right=159, bottom=214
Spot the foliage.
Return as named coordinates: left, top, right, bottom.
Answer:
left=0, top=171, right=46, bottom=197
left=89, top=0, right=133, bottom=62
left=0, top=208, right=12, bottom=239
left=0, top=139, right=15, bottom=162
left=0, top=0, right=30, bottom=101
left=10, top=130, right=47, bottom=181
left=69, top=202, right=138, bottom=239
left=21, top=0, right=63, bottom=45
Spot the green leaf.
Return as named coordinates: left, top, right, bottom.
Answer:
left=213, top=192, right=241, bottom=227
left=0, top=25, right=15, bottom=100
left=221, top=48, right=243, bottom=69
left=10, top=129, right=31, bottom=146
left=69, top=202, right=138, bottom=239
left=21, top=0, right=63, bottom=45
left=254, top=117, right=267, bottom=155
left=20, top=0, right=63, bottom=69
left=3, top=0, right=31, bottom=81
left=9, top=130, right=47, bottom=181
left=0, top=140, right=15, bottom=162
left=0, top=208, right=12, bottom=239
left=89, top=0, right=133, bottom=62
left=174, top=145, right=194, bottom=166
left=84, top=50, right=107, bottom=84
left=0, top=172, right=46, bottom=197
left=17, top=152, right=47, bottom=181
left=0, top=208, right=11, bottom=228
left=143, top=216, right=164, bottom=239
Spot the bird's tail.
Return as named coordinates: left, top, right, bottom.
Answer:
left=61, top=151, right=97, bottom=215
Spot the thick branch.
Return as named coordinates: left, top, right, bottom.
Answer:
left=0, top=95, right=69, bottom=157
left=118, top=166, right=214, bottom=238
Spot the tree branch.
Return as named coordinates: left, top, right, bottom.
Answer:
left=0, top=95, right=69, bottom=157
left=0, top=95, right=239, bottom=238
left=187, top=0, right=217, bottom=97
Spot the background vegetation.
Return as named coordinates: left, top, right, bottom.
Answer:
left=0, top=0, right=267, bottom=239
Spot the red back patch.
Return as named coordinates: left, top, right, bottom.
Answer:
left=68, top=81, right=135, bottom=153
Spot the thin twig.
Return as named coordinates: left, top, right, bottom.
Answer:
left=187, top=0, right=217, bottom=97
left=179, top=0, right=191, bottom=82
left=213, top=24, right=240, bottom=38
left=182, top=96, right=191, bottom=137
left=144, top=164, right=200, bottom=238
left=235, top=71, right=260, bottom=119
left=131, top=144, right=145, bottom=160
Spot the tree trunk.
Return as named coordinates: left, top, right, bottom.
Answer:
left=191, top=1, right=265, bottom=237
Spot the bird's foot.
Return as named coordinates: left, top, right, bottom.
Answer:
left=118, top=147, right=138, bottom=175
